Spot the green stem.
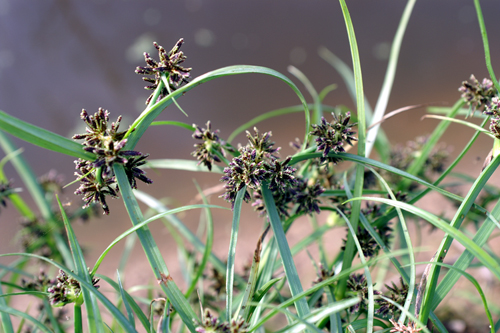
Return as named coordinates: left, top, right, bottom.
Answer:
left=474, top=0, right=500, bottom=92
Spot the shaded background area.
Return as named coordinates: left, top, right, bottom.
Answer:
left=1, top=0, right=500, bottom=328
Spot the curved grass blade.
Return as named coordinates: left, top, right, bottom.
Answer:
left=288, top=66, right=322, bottom=127
left=0, top=282, right=14, bottom=333
left=378, top=295, right=430, bottom=333
left=248, top=248, right=411, bottom=332
left=151, top=121, right=195, bottom=132
left=261, top=181, right=310, bottom=320
left=0, top=253, right=137, bottom=333
left=91, top=203, right=225, bottom=274
left=125, top=65, right=311, bottom=150
left=146, top=159, right=224, bottom=174
left=98, top=274, right=151, bottom=333
left=335, top=205, right=374, bottom=333
left=132, top=190, right=242, bottom=285
left=432, top=197, right=500, bottom=311
left=473, top=0, right=500, bottom=92
left=290, top=151, right=496, bottom=216
left=226, top=186, right=246, bottom=319
left=411, top=261, right=494, bottom=333
left=361, top=168, right=415, bottom=324
left=185, top=183, right=214, bottom=298
left=422, top=115, right=495, bottom=138
left=57, top=196, right=104, bottom=333
left=343, top=197, right=500, bottom=281
left=117, top=271, right=135, bottom=329
left=114, top=164, right=199, bottom=332
left=336, top=0, right=368, bottom=301
left=0, top=303, right=52, bottom=333
left=245, top=276, right=283, bottom=322
left=227, top=104, right=337, bottom=143
left=366, top=0, right=416, bottom=157
left=0, top=111, right=95, bottom=160
left=403, top=99, right=463, bottom=183
left=418, top=153, right=500, bottom=323
left=317, top=47, right=391, bottom=163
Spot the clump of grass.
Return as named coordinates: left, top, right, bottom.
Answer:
left=1, top=1, right=500, bottom=332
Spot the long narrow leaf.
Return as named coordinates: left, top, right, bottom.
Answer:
left=366, top=0, right=416, bottom=157
left=57, top=196, right=104, bottom=333
left=0, top=111, right=95, bottom=160
left=261, top=182, right=310, bottom=320
left=0, top=282, right=14, bottom=333
left=113, top=164, right=199, bottom=332
left=226, top=186, right=245, bottom=319
left=125, top=65, right=311, bottom=150
left=146, top=159, right=224, bottom=174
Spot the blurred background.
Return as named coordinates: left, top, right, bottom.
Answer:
left=1, top=0, right=500, bottom=320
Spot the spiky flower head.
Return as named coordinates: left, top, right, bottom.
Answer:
left=136, top=39, right=192, bottom=105
left=220, top=147, right=266, bottom=208
left=73, top=109, right=151, bottom=214
left=263, top=156, right=297, bottom=193
left=47, top=269, right=99, bottom=307
left=346, top=273, right=381, bottom=313
left=310, top=112, right=357, bottom=164
left=192, top=121, right=226, bottom=171
left=375, top=277, right=409, bottom=319
left=294, top=179, right=324, bottom=215
left=459, top=74, right=496, bottom=115
left=246, top=127, right=280, bottom=161
left=195, top=309, right=248, bottom=333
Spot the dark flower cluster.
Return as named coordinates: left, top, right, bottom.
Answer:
left=310, top=112, right=357, bottom=164
left=136, top=39, right=192, bottom=105
left=375, top=277, right=409, bottom=319
left=192, top=121, right=230, bottom=171
left=73, top=108, right=152, bottom=214
left=21, top=270, right=52, bottom=292
left=459, top=74, right=496, bottom=115
left=47, top=269, right=99, bottom=307
left=346, top=273, right=381, bottom=313
left=388, top=135, right=449, bottom=184
left=0, top=180, right=13, bottom=211
left=220, top=129, right=298, bottom=209
left=195, top=309, right=248, bottom=333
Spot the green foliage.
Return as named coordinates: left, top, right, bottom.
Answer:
left=1, top=2, right=500, bottom=332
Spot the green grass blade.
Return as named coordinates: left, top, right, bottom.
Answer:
left=335, top=202, right=374, bottom=333
left=317, top=47, right=391, bottom=163
left=404, top=99, right=463, bottom=182
left=261, top=181, right=310, bottom=320
left=0, top=304, right=52, bottom=333
left=343, top=197, right=500, bottom=281
left=133, top=190, right=241, bottom=285
left=125, top=65, right=310, bottom=150
left=423, top=115, right=495, bottom=138
left=226, top=186, right=246, bottom=319
left=432, top=197, right=500, bottom=310
left=418, top=153, right=500, bottom=323
left=291, top=151, right=495, bottom=217
left=113, top=164, right=199, bottom=332
left=281, top=297, right=360, bottom=333
left=97, top=274, right=151, bottom=333
left=288, top=66, right=322, bottom=127
left=0, top=111, right=95, bottom=160
left=185, top=183, right=214, bottom=298
left=427, top=106, right=481, bottom=117
left=366, top=0, right=416, bottom=157
left=227, top=104, right=337, bottom=144
left=411, top=261, right=494, bottom=333
left=116, top=271, right=135, bottom=329
left=336, top=0, right=367, bottom=301
left=473, top=0, right=500, bottom=92
left=1, top=253, right=138, bottom=333
left=146, top=159, right=224, bottom=174
left=91, top=203, right=225, bottom=274
left=150, top=121, right=195, bottom=132
left=0, top=282, right=14, bottom=333
left=245, top=277, right=283, bottom=322
left=56, top=196, right=104, bottom=333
